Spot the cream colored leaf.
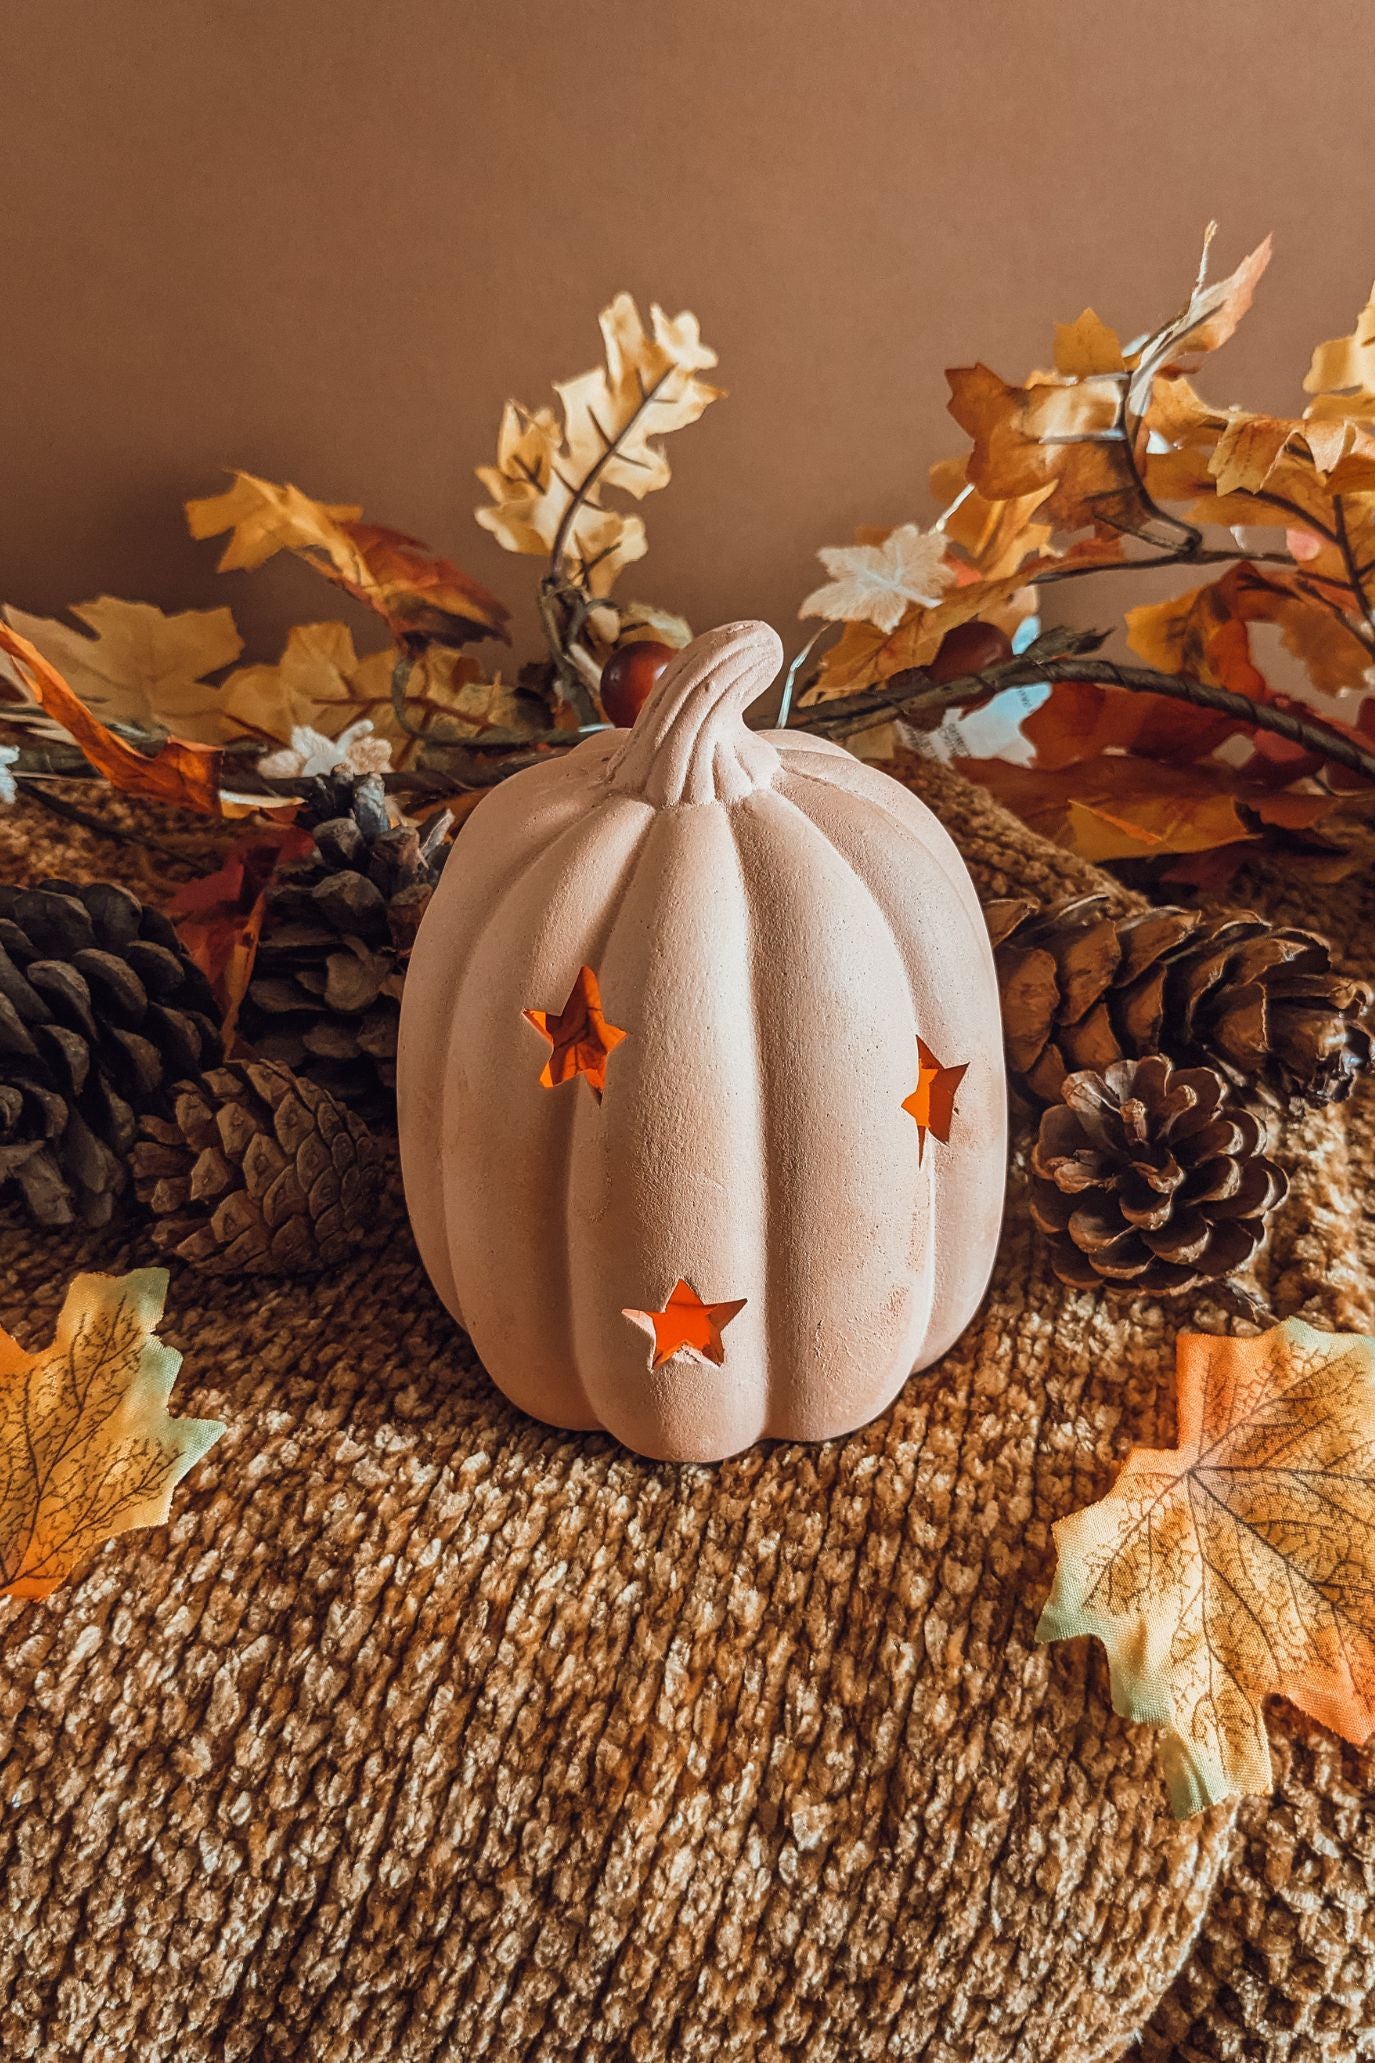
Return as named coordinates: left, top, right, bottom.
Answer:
left=3, top=598, right=242, bottom=741
left=1038, top=1321, right=1375, bottom=1816
left=801, top=525, right=954, bottom=633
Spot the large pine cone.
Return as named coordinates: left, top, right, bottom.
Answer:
left=132, top=1060, right=380, bottom=1274
left=0, top=878, right=223, bottom=1228
left=986, top=893, right=1371, bottom=1111
left=1030, top=1054, right=1289, bottom=1294
left=238, top=775, right=451, bottom=1123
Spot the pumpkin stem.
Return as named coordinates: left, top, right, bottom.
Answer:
left=606, top=620, right=785, bottom=806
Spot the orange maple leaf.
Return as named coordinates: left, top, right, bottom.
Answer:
left=523, top=965, right=626, bottom=1099
left=0, top=622, right=222, bottom=815
left=1038, top=1319, right=1375, bottom=1816
left=623, top=1280, right=747, bottom=1369
left=902, top=1037, right=968, bottom=1159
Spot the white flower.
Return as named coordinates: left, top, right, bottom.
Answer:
left=257, top=718, right=393, bottom=781
left=0, top=744, right=18, bottom=806
left=801, top=523, right=955, bottom=634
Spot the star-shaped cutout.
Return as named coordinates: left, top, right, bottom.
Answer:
left=622, top=1279, right=747, bottom=1369
left=903, top=1036, right=968, bottom=1161
left=523, top=965, right=626, bottom=1100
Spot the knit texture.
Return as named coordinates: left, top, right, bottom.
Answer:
left=0, top=770, right=1370, bottom=2063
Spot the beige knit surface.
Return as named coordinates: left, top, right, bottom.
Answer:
left=0, top=765, right=1370, bottom=2063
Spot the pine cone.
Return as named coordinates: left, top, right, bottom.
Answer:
left=0, top=878, right=223, bottom=1228
left=985, top=892, right=1371, bottom=1110
left=1030, top=1055, right=1288, bottom=1294
left=132, top=1060, right=380, bottom=1274
left=238, top=774, right=451, bottom=1122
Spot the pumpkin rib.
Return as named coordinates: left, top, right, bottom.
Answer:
left=445, top=791, right=649, bottom=1429
left=733, top=786, right=928, bottom=1440
left=776, top=765, right=1006, bottom=1371
left=400, top=763, right=613, bottom=1325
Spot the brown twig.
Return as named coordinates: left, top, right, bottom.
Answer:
left=793, top=636, right=1375, bottom=788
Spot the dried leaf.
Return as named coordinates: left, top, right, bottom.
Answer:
left=186, top=472, right=508, bottom=645
left=801, top=524, right=954, bottom=632
left=0, top=622, right=222, bottom=814
left=1038, top=1320, right=1375, bottom=1815
left=476, top=294, right=721, bottom=595
left=219, top=622, right=532, bottom=767
left=946, top=362, right=1134, bottom=528
left=1053, top=309, right=1125, bottom=378
left=0, top=1268, right=223, bottom=1600
left=169, top=825, right=314, bottom=1036
left=3, top=599, right=242, bottom=741
left=951, top=750, right=1335, bottom=863
left=1127, top=561, right=1374, bottom=702
left=1304, top=281, right=1375, bottom=405
left=1125, top=231, right=1272, bottom=421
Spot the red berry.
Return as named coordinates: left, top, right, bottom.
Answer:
left=927, top=620, right=1014, bottom=684
left=600, top=640, right=674, bottom=728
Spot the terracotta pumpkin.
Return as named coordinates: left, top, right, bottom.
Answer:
left=398, top=620, right=1006, bottom=1462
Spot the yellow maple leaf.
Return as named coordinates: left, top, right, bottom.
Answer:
left=1038, top=1320, right=1375, bottom=1816
left=186, top=472, right=508, bottom=644
left=475, top=293, right=721, bottom=595
left=1304, top=281, right=1375, bottom=410
left=1053, top=308, right=1125, bottom=378
left=0, top=1269, right=223, bottom=1600
left=220, top=622, right=535, bottom=765
left=3, top=598, right=242, bottom=741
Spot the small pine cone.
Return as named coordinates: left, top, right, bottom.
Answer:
left=1030, top=1055, right=1289, bottom=1294
left=0, top=877, right=223, bottom=1228
left=238, top=774, right=452, bottom=1123
left=985, top=892, right=1372, bottom=1111
left=132, top=1060, right=381, bottom=1275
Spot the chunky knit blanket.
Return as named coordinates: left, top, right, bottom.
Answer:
left=0, top=766, right=1370, bottom=2063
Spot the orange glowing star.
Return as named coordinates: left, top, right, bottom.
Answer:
left=903, top=1036, right=969, bottom=1160
left=523, top=965, right=626, bottom=1100
left=623, top=1280, right=748, bottom=1370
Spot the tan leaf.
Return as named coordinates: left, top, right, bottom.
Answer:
left=220, top=623, right=532, bottom=767
left=3, top=598, right=242, bottom=741
left=1125, top=230, right=1273, bottom=420
left=1304, top=282, right=1375, bottom=403
left=1038, top=1321, right=1375, bottom=1814
left=946, top=362, right=1136, bottom=529
left=0, top=1268, right=223, bottom=1600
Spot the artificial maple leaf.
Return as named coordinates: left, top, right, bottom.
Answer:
left=951, top=751, right=1335, bottom=866
left=1303, top=281, right=1375, bottom=414
left=0, top=1268, right=224, bottom=1600
left=1127, top=561, right=1374, bottom=703
left=0, top=622, right=222, bottom=815
left=1123, top=230, right=1272, bottom=422
left=1038, top=1319, right=1375, bottom=1816
left=186, top=472, right=508, bottom=646
left=3, top=598, right=242, bottom=741
left=622, top=1280, right=747, bottom=1369
left=902, top=1037, right=968, bottom=1160
left=945, top=361, right=1135, bottom=530
left=801, top=524, right=955, bottom=634
left=1022, top=678, right=1241, bottom=771
left=476, top=294, right=721, bottom=596
left=168, top=825, right=314, bottom=1037
left=1053, top=308, right=1126, bottom=378
left=523, top=965, right=626, bottom=1099
left=218, top=622, right=532, bottom=767
left=928, top=459, right=1055, bottom=580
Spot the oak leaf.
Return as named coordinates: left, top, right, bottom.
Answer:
left=186, top=472, right=508, bottom=645
left=3, top=598, right=242, bottom=742
left=0, top=1268, right=224, bottom=1600
left=476, top=294, right=721, bottom=595
left=801, top=524, right=954, bottom=633
left=1038, top=1320, right=1375, bottom=1815
left=0, top=622, right=222, bottom=815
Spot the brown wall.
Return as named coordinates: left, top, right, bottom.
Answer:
left=4, top=0, right=1373, bottom=668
